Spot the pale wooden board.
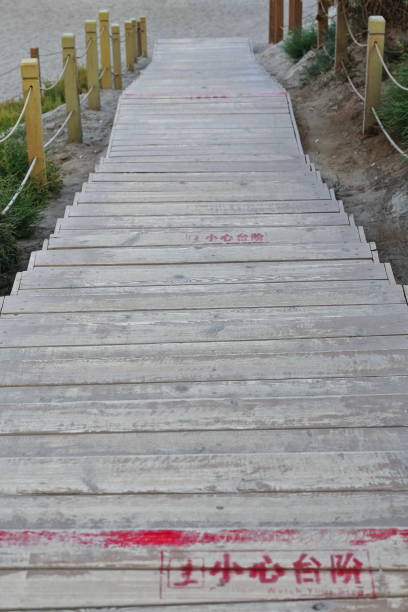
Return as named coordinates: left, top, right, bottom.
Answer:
left=18, top=261, right=388, bottom=290
left=90, top=170, right=315, bottom=182
left=59, top=214, right=349, bottom=229
left=113, top=115, right=294, bottom=127
left=5, top=281, right=404, bottom=313
left=0, top=569, right=406, bottom=609
left=1, top=304, right=406, bottom=347
left=32, top=243, right=373, bottom=267
left=47, top=226, right=361, bottom=248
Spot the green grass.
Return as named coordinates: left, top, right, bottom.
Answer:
left=283, top=26, right=317, bottom=61
left=0, top=65, right=88, bottom=133
left=379, top=59, right=408, bottom=148
left=305, top=24, right=336, bottom=78
left=0, top=135, right=62, bottom=287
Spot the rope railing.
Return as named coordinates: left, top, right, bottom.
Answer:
left=0, top=88, right=32, bottom=144
left=341, top=61, right=365, bottom=102
left=1, top=157, right=38, bottom=216
left=76, top=38, right=94, bottom=60
left=80, top=86, right=95, bottom=106
left=44, top=111, right=73, bottom=149
left=342, top=2, right=367, bottom=48
left=98, top=67, right=106, bottom=80
left=374, top=43, right=408, bottom=92
left=40, top=56, right=70, bottom=91
left=0, top=63, right=21, bottom=79
left=371, top=107, right=408, bottom=160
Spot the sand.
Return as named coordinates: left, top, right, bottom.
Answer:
left=0, top=0, right=316, bottom=101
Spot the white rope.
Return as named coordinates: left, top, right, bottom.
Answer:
left=80, top=86, right=95, bottom=106
left=341, top=61, right=365, bottom=102
left=1, top=157, right=38, bottom=216
left=0, top=88, right=32, bottom=144
left=44, top=111, right=73, bottom=149
left=371, top=107, right=408, bottom=159
left=98, top=67, right=106, bottom=80
left=374, top=43, right=408, bottom=92
left=40, top=56, right=69, bottom=91
left=0, top=63, right=20, bottom=79
left=76, top=39, right=93, bottom=59
left=342, top=3, right=367, bottom=48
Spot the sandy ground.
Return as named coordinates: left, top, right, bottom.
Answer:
left=0, top=0, right=316, bottom=101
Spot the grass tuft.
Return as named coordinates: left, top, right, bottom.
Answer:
left=305, top=24, right=336, bottom=78
left=379, top=59, right=408, bottom=148
left=283, top=26, right=317, bottom=61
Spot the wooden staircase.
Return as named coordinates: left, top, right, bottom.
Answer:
left=0, top=37, right=407, bottom=610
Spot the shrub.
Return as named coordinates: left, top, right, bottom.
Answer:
left=379, top=59, right=408, bottom=147
left=305, top=24, right=336, bottom=78
left=283, top=26, right=317, bottom=61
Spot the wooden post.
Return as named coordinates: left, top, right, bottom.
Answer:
left=85, top=20, right=100, bottom=110
left=335, top=0, right=347, bottom=72
left=125, top=21, right=134, bottom=71
left=111, top=24, right=122, bottom=90
left=269, top=0, right=284, bottom=44
left=131, top=18, right=139, bottom=62
left=289, top=0, right=303, bottom=32
left=62, top=34, right=82, bottom=143
left=317, top=0, right=329, bottom=48
left=99, top=10, right=111, bottom=88
left=140, top=16, right=148, bottom=57
left=137, top=21, right=142, bottom=58
left=363, top=16, right=386, bottom=134
left=20, top=59, right=46, bottom=183
left=30, top=48, right=41, bottom=86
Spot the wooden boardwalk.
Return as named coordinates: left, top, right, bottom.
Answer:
left=0, top=38, right=408, bottom=610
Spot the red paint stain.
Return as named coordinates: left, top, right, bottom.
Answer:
left=348, top=528, right=408, bottom=546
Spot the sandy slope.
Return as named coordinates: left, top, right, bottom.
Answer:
left=0, top=0, right=316, bottom=100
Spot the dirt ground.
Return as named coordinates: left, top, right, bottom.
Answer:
left=258, top=44, right=408, bottom=285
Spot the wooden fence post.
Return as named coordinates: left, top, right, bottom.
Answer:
left=140, top=16, right=148, bottom=57
left=335, top=0, right=347, bottom=72
left=269, top=0, right=284, bottom=44
left=99, top=10, right=111, bottom=88
left=317, top=0, right=329, bottom=48
left=62, top=34, right=82, bottom=143
left=289, top=0, right=303, bottom=32
left=137, top=21, right=142, bottom=58
left=363, top=15, right=386, bottom=134
left=20, top=59, right=46, bottom=183
left=30, top=48, right=41, bottom=87
left=131, top=18, right=139, bottom=63
left=111, top=24, right=122, bottom=90
left=125, top=21, right=134, bottom=71
left=85, top=20, right=100, bottom=110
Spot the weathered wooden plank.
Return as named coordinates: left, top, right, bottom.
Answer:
left=18, top=261, right=388, bottom=290
left=4, top=281, right=404, bottom=313
left=60, top=214, right=349, bottom=229
left=90, top=170, right=315, bottom=182
left=1, top=450, right=408, bottom=494
left=1, top=304, right=406, bottom=347
left=0, top=568, right=405, bottom=609
left=0, top=346, right=407, bottom=386
left=32, top=244, right=373, bottom=267
left=47, top=227, right=361, bottom=249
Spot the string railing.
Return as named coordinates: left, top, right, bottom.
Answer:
left=1, top=157, right=38, bottom=216
left=40, top=56, right=69, bottom=92
left=374, top=43, right=408, bottom=92
left=0, top=88, right=32, bottom=143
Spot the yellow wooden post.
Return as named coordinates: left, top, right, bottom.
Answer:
left=62, top=34, right=82, bottom=143
left=99, top=10, right=111, bottom=88
left=111, top=24, right=122, bottom=90
left=30, top=48, right=42, bottom=87
left=289, top=0, right=303, bottom=32
left=85, top=20, right=100, bottom=110
left=335, top=0, right=347, bottom=72
left=363, top=16, right=386, bottom=134
left=269, top=0, right=284, bottom=44
left=125, top=21, right=134, bottom=71
left=317, top=0, right=329, bottom=48
left=20, top=59, right=46, bottom=183
left=140, top=16, right=148, bottom=57
left=137, top=21, right=142, bottom=58
left=131, top=18, right=139, bottom=62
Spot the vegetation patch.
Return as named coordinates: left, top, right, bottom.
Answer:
left=379, top=58, right=408, bottom=147
left=0, top=134, right=62, bottom=290
left=305, top=24, right=336, bottom=78
left=283, top=26, right=317, bottom=61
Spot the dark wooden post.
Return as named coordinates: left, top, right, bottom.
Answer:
left=289, top=0, right=303, bottom=32
left=269, top=0, right=284, bottom=44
